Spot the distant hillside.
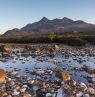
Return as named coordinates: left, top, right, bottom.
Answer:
left=3, top=17, right=95, bottom=37
left=3, top=28, right=28, bottom=38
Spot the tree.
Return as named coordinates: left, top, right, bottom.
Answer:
left=49, top=32, right=56, bottom=43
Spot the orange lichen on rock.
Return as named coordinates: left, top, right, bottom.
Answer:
left=61, top=72, right=71, bottom=82
left=0, top=69, right=7, bottom=84
left=4, top=44, right=13, bottom=54
left=35, top=48, right=41, bottom=54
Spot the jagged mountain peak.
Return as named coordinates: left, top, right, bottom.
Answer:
left=39, top=17, right=49, bottom=22
left=62, top=17, right=74, bottom=22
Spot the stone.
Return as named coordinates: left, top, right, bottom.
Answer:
left=11, top=70, right=18, bottom=76
left=1, top=91, right=8, bottom=97
left=84, top=94, right=90, bottom=97
left=46, top=93, right=52, bottom=97
left=9, top=80, right=15, bottom=86
left=20, top=88, right=26, bottom=92
left=23, top=92, right=31, bottom=97
left=72, top=80, right=77, bottom=86
left=61, top=72, right=71, bottom=82
left=76, top=92, right=83, bottom=97
left=35, top=48, right=41, bottom=54
left=0, top=69, right=7, bottom=84
left=12, top=91, right=20, bottom=96
left=80, top=82, right=87, bottom=91
left=88, top=87, right=95, bottom=94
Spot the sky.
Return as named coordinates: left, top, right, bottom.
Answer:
left=0, top=0, right=95, bottom=34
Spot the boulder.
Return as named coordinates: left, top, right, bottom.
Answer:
left=4, top=44, right=13, bottom=54
left=0, top=69, right=7, bottom=84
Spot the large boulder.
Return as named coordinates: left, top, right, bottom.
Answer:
left=4, top=44, right=14, bottom=54
left=0, top=69, right=7, bottom=84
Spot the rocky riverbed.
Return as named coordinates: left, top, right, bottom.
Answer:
left=0, top=44, right=95, bottom=97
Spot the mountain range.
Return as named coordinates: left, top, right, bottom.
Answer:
left=3, top=17, right=95, bottom=37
